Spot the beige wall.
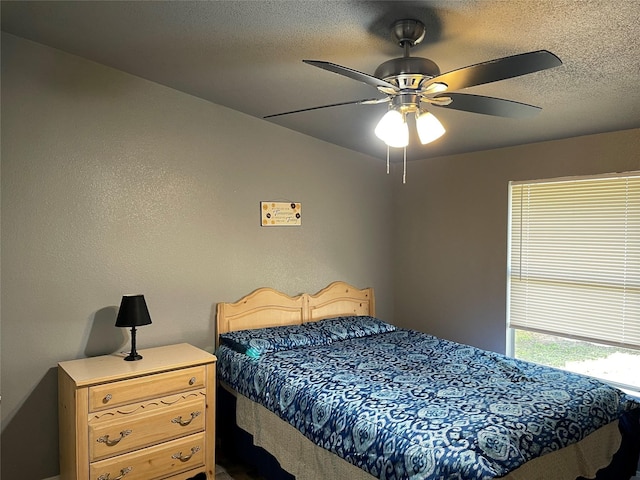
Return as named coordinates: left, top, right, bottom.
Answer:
left=0, top=34, right=394, bottom=479
left=393, top=128, right=640, bottom=352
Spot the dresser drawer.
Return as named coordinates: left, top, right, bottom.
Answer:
left=90, top=432, right=206, bottom=480
left=89, top=366, right=206, bottom=412
left=89, top=394, right=206, bottom=461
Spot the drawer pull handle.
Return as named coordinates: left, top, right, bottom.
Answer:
left=172, top=446, right=200, bottom=462
left=188, top=376, right=196, bottom=385
left=97, top=430, right=132, bottom=446
left=171, top=411, right=201, bottom=426
left=97, top=466, right=132, bottom=480
left=103, top=393, right=113, bottom=404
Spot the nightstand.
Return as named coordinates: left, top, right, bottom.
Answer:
left=58, top=343, right=216, bottom=480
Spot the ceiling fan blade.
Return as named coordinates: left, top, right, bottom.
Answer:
left=303, top=60, right=398, bottom=91
left=426, top=50, right=562, bottom=92
left=433, top=93, right=542, bottom=118
left=263, top=98, right=389, bottom=119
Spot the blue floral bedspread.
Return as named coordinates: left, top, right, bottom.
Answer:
left=217, top=328, right=638, bottom=480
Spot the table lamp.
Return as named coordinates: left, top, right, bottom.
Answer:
left=115, top=294, right=152, bottom=361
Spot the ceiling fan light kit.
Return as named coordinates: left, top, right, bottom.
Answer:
left=265, top=18, right=562, bottom=182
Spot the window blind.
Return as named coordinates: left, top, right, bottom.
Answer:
left=508, top=172, right=640, bottom=349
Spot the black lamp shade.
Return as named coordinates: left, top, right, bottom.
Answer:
left=116, top=295, right=152, bottom=328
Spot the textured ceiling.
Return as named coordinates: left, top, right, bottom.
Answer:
left=2, top=0, right=639, bottom=161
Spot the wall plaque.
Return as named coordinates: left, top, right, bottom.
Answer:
left=261, top=202, right=301, bottom=226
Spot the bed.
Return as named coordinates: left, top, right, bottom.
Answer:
left=215, top=281, right=640, bottom=480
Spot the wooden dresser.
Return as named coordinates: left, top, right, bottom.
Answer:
left=58, top=343, right=216, bottom=480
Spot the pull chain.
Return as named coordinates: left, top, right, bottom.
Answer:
left=403, top=146, right=407, bottom=184
left=386, top=145, right=390, bottom=174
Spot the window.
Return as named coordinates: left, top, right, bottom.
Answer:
left=507, top=172, right=640, bottom=391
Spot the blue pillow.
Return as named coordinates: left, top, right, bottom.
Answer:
left=219, top=323, right=330, bottom=357
left=307, top=315, right=397, bottom=341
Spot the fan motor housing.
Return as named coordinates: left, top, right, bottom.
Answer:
left=374, top=57, right=441, bottom=87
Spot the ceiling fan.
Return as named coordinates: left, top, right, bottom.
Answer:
left=265, top=19, right=562, bottom=181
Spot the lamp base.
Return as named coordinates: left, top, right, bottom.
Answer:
left=122, top=326, right=143, bottom=361
left=123, top=352, right=143, bottom=361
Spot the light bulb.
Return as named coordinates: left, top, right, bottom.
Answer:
left=375, top=110, right=409, bottom=148
left=416, top=111, right=445, bottom=144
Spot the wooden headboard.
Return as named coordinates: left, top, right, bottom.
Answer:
left=216, top=281, right=375, bottom=342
